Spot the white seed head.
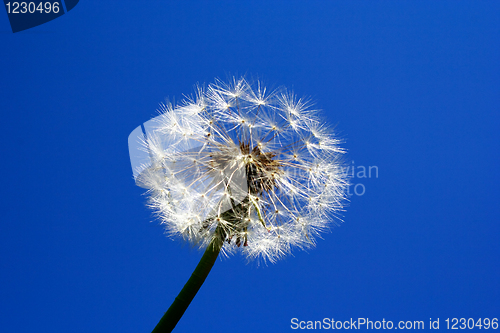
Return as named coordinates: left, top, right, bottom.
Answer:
left=131, top=77, right=349, bottom=262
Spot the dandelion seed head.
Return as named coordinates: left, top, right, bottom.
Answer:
left=130, top=77, right=350, bottom=262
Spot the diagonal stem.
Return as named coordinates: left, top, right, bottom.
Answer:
left=151, top=237, right=222, bottom=333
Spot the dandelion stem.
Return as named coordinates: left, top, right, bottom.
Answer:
left=151, top=237, right=222, bottom=333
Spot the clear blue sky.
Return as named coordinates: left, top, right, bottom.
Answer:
left=1, top=1, right=499, bottom=332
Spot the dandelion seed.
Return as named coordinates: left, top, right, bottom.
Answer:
left=129, top=77, right=349, bottom=262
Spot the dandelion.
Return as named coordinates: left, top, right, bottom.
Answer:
left=128, top=77, right=349, bottom=332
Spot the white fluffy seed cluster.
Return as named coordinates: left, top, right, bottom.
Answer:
left=137, top=77, right=349, bottom=263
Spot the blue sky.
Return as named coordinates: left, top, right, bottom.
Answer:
left=1, top=1, right=499, bottom=332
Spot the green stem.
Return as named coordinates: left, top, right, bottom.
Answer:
left=151, top=238, right=222, bottom=333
